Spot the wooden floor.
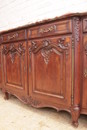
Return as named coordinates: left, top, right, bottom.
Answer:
left=0, top=90, right=87, bottom=130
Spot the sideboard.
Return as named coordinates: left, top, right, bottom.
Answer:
left=0, top=13, right=87, bottom=127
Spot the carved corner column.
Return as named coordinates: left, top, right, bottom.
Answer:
left=71, top=17, right=81, bottom=127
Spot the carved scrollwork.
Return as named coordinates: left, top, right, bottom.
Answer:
left=27, top=96, right=41, bottom=106
left=29, top=38, right=69, bottom=65
left=21, top=96, right=27, bottom=103
left=21, top=96, right=41, bottom=106
left=2, top=43, right=25, bottom=63
left=57, top=38, right=69, bottom=55
left=73, top=17, right=80, bottom=42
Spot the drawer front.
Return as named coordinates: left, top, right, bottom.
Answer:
left=83, top=18, right=87, bottom=32
left=28, top=19, right=72, bottom=39
left=1, top=29, right=26, bottom=43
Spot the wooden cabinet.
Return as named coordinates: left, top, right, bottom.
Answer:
left=1, top=13, right=87, bottom=127
left=2, top=42, right=28, bottom=96
left=28, top=36, right=72, bottom=107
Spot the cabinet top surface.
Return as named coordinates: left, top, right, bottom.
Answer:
left=0, top=12, right=87, bottom=35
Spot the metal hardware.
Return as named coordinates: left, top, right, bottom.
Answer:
left=8, top=33, right=18, bottom=40
left=39, top=25, right=56, bottom=34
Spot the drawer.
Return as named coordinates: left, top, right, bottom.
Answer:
left=28, top=19, right=72, bottom=39
left=83, top=18, right=87, bottom=32
left=1, top=29, right=26, bottom=43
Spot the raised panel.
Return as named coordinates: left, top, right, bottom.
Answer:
left=2, top=42, right=27, bottom=94
left=6, top=53, right=22, bottom=86
left=28, top=36, right=72, bottom=107
left=34, top=51, right=65, bottom=97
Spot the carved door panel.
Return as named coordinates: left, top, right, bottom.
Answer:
left=28, top=36, right=72, bottom=107
left=0, top=46, right=2, bottom=88
left=82, top=35, right=87, bottom=109
left=2, top=42, right=27, bottom=95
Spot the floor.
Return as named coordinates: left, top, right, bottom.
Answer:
left=0, top=90, right=87, bottom=130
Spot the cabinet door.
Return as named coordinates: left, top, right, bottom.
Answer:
left=82, top=35, right=87, bottom=110
left=28, top=36, right=72, bottom=107
left=2, top=42, right=27, bottom=95
left=0, top=46, right=2, bottom=88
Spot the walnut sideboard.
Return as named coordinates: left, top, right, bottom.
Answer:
left=0, top=13, right=87, bottom=127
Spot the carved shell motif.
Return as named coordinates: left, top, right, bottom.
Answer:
left=29, top=38, right=69, bottom=65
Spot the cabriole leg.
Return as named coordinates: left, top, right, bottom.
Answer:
left=4, top=92, right=9, bottom=100
left=71, top=106, right=80, bottom=127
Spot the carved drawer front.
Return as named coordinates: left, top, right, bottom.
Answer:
left=28, top=19, right=72, bottom=39
left=28, top=36, right=72, bottom=107
left=2, top=42, right=28, bottom=94
left=83, top=18, right=87, bottom=32
left=1, top=29, right=26, bottom=43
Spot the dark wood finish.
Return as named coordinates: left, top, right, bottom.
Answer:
left=2, top=41, right=28, bottom=97
left=1, top=13, right=87, bottom=127
left=28, top=36, right=72, bottom=108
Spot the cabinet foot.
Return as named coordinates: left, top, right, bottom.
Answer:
left=4, top=92, right=9, bottom=100
left=71, top=106, right=80, bottom=127
left=72, top=121, right=78, bottom=127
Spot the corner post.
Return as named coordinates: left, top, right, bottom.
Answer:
left=71, top=17, right=81, bottom=127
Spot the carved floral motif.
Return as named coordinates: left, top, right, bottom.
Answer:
left=41, top=40, right=52, bottom=64
left=29, top=38, right=69, bottom=65
left=57, top=38, right=69, bottom=55
left=2, top=43, right=25, bottom=63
